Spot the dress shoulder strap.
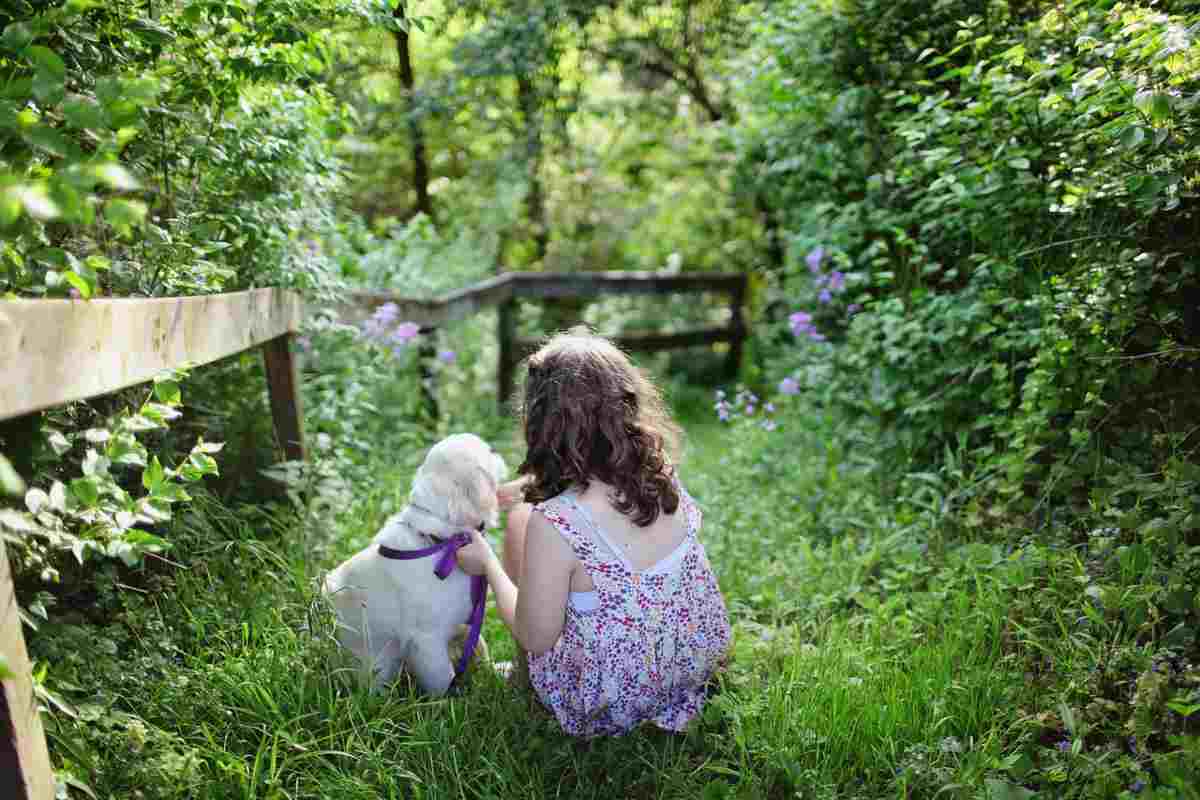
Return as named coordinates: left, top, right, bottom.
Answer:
left=532, top=494, right=606, bottom=567
left=673, top=472, right=703, bottom=535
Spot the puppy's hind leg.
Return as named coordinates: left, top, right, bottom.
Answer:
left=369, top=637, right=408, bottom=693
left=405, top=633, right=455, bottom=697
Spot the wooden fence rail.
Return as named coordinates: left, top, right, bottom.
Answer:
left=0, top=288, right=305, bottom=800
left=344, top=270, right=748, bottom=409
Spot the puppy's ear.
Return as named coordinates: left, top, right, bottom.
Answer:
left=414, top=464, right=493, bottom=531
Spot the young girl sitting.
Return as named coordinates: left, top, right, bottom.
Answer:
left=455, top=330, right=732, bottom=737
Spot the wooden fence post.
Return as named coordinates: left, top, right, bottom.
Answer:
left=497, top=300, right=517, bottom=413
left=725, top=277, right=747, bottom=380
left=1, top=540, right=55, bottom=800
left=417, top=327, right=440, bottom=423
left=262, top=334, right=306, bottom=462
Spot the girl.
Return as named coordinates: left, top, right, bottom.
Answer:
left=455, top=330, right=732, bottom=737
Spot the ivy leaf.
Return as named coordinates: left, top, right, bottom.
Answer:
left=0, top=22, right=35, bottom=52
left=63, top=270, right=93, bottom=299
left=152, top=380, right=181, bottom=404
left=1121, top=124, right=1146, bottom=150
left=142, top=456, right=165, bottom=492
left=70, top=476, right=100, bottom=507
left=0, top=454, right=25, bottom=496
left=84, top=428, right=110, bottom=445
left=45, top=429, right=71, bottom=456
left=48, top=481, right=67, bottom=512
left=24, top=488, right=49, bottom=513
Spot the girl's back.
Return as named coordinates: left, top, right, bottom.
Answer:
left=527, top=475, right=731, bottom=737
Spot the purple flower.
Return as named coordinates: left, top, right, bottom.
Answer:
left=828, top=271, right=845, bottom=292
left=374, top=303, right=400, bottom=325
left=392, top=321, right=420, bottom=343
left=718, top=408, right=730, bottom=422
left=790, top=310, right=817, bottom=337
left=806, top=247, right=825, bottom=274
left=765, top=402, right=775, bottom=414
left=761, top=419, right=777, bottom=432
left=847, top=303, right=862, bottom=315
left=304, top=239, right=320, bottom=255
left=808, top=330, right=827, bottom=342
left=779, top=377, right=800, bottom=395
left=437, top=349, right=457, bottom=364
left=1056, top=739, right=1071, bottom=753
left=1130, top=780, right=1146, bottom=794
left=746, top=405, right=755, bottom=415
left=818, top=289, right=833, bottom=304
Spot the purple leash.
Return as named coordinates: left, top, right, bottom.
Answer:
left=377, top=528, right=487, bottom=679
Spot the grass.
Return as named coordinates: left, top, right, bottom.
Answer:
left=26, top=384, right=1195, bottom=799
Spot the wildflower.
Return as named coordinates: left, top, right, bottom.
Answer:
left=789, top=311, right=812, bottom=327
left=847, top=303, right=862, bottom=315
left=828, top=271, right=845, bottom=292
left=374, top=302, right=400, bottom=325
left=392, top=321, right=421, bottom=343
left=765, top=402, right=775, bottom=414
left=1056, top=739, right=1071, bottom=753
left=69, top=287, right=81, bottom=299
left=437, top=349, right=457, bottom=364
left=806, top=247, right=825, bottom=274
left=779, top=377, right=800, bottom=395
left=761, top=419, right=777, bottom=432
left=745, top=405, right=755, bottom=415
left=304, top=239, right=320, bottom=255
left=1130, top=780, right=1146, bottom=794
left=808, top=330, right=827, bottom=342
left=718, top=408, right=730, bottom=422
left=818, top=289, right=832, bottom=304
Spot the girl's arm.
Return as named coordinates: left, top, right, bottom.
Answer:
left=457, top=513, right=572, bottom=655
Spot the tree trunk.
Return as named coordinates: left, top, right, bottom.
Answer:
left=393, top=2, right=434, bottom=222
left=517, top=73, right=548, bottom=264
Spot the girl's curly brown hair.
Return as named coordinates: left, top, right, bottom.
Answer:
left=518, top=329, right=683, bottom=526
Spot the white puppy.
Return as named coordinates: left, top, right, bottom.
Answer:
left=323, top=433, right=506, bottom=695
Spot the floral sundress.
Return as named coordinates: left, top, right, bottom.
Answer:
left=527, top=479, right=732, bottom=737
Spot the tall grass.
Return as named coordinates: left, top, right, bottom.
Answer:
left=33, top=386, right=1137, bottom=799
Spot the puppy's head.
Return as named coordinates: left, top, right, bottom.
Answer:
left=404, top=433, right=507, bottom=538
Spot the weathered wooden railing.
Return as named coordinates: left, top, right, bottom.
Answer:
left=345, top=270, right=748, bottom=409
left=0, top=288, right=305, bottom=800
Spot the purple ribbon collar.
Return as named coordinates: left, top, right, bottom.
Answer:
left=377, top=529, right=487, bottom=678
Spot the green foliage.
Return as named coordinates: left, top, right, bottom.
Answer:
left=1, top=369, right=220, bottom=580
left=740, top=0, right=1200, bottom=505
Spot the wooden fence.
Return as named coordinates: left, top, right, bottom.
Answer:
left=0, top=269, right=746, bottom=796
left=345, top=270, right=748, bottom=409
left=0, top=288, right=304, bottom=800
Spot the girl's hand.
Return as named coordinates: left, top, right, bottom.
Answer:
left=496, top=478, right=527, bottom=511
left=456, top=529, right=497, bottom=577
